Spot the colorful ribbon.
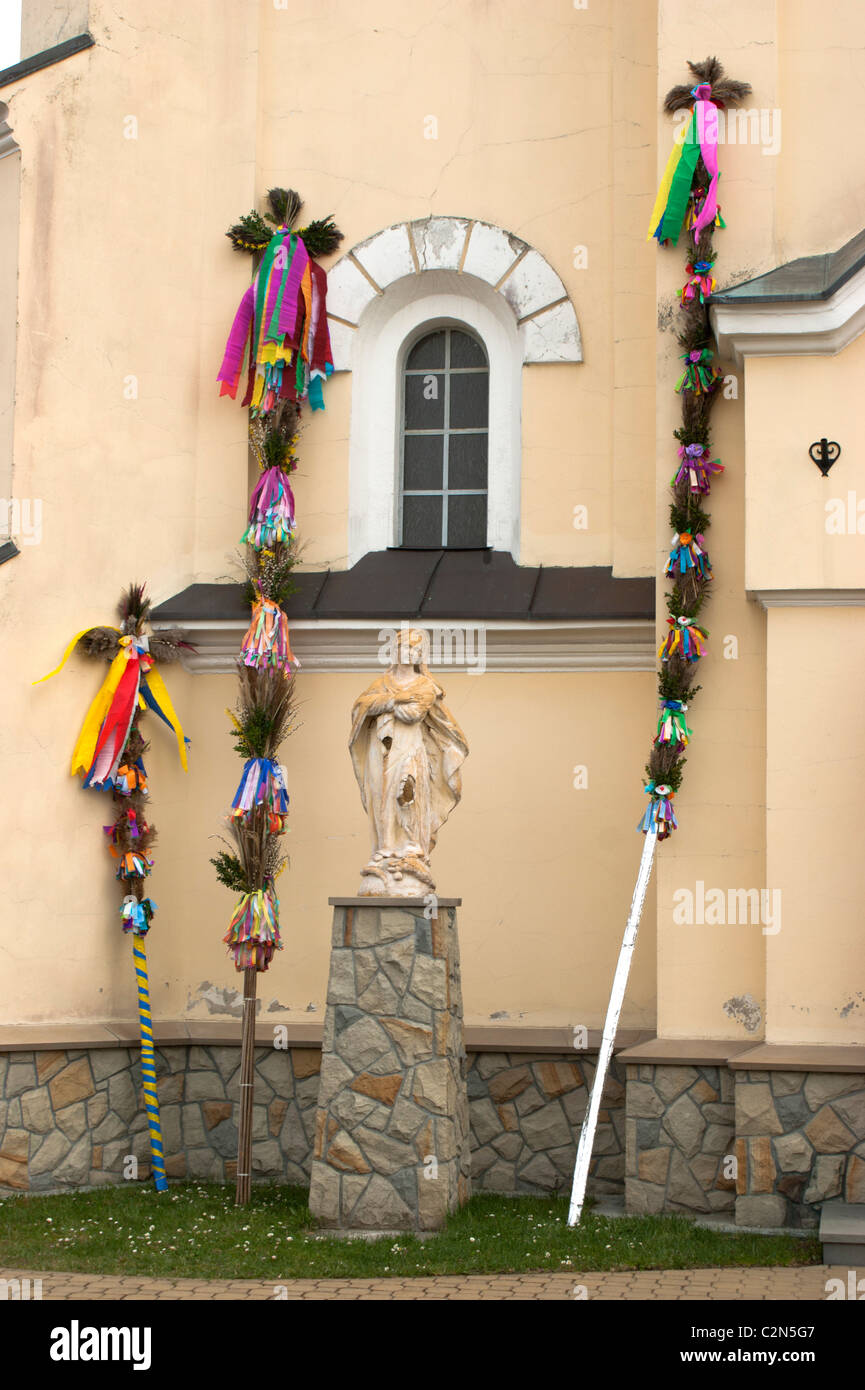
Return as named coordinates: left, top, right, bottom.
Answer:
left=224, top=886, right=282, bottom=971
left=116, top=850, right=153, bottom=881
left=217, top=228, right=334, bottom=416
left=675, top=348, right=722, bottom=396
left=672, top=443, right=724, bottom=495
left=231, top=758, right=289, bottom=828
left=120, top=895, right=157, bottom=936
left=241, top=596, right=298, bottom=672
left=665, top=531, right=712, bottom=582
left=242, top=466, right=296, bottom=549
left=655, top=700, right=692, bottom=747
left=637, top=782, right=678, bottom=840
left=658, top=616, right=708, bottom=663
left=679, top=260, right=716, bottom=304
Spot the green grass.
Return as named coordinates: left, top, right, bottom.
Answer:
left=0, top=1184, right=820, bottom=1280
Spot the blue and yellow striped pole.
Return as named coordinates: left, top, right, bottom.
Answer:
left=132, top=934, right=168, bottom=1192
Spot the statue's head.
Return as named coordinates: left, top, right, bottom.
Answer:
left=396, top=627, right=429, bottom=669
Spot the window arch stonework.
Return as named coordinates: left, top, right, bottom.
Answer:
left=332, top=218, right=581, bottom=566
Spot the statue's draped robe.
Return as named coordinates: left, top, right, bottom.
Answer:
left=349, top=671, right=468, bottom=863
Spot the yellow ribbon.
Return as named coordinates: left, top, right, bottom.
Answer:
left=646, top=134, right=685, bottom=242
left=32, top=625, right=120, bottom=685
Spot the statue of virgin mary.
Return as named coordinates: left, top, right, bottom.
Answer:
left=349, top=628, right=468, bottom=896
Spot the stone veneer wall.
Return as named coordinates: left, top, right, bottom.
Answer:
left=0, top=1046, right=322, bottom=1193
left=467, top=1053, right=626, bottom=1197
left=0, top=1045, right=626, bottom=1198
left=625, top=1063, right=737, bottom=1215
left=734, top=1069, right=865, bottom=1228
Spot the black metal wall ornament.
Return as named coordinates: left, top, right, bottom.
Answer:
left=809, top=438, right=841, bottom=477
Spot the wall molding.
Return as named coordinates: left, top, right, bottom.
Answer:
left=711, top=261, right=865, bottom=364
left=751, top=588, right=865, bottom=609
left=174, top=616, right=655, bottom=675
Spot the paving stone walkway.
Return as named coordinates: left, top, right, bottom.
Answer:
left=2, top=1265, right=861, bottom=1300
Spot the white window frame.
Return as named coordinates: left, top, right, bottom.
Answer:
left=346, top=270, right=522, bottom=567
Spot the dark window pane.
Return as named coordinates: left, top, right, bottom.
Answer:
left=450, top=330, right=487, bottom=368
left=403, top=434, right=444, bottom=491
left=448, top=433, right=487, bottom=489
left=404, top=372, right=444, bottom=429
left=447, top=493, right=487, bottom=547
left=449, top=372, right=488, bottom=429
left=406, top=331, right=446, bottom=370
left=403, top=493, right=443, bottom=547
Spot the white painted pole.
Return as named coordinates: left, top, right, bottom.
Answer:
left=567, top=827, right=658, bottom=1226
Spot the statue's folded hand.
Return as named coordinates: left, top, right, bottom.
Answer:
left=393, top=701, right=422, bottom=722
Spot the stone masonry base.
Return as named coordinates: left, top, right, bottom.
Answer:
left=308, top=902, right=471, bottom=1230
left=0, top=1043, right=623, bottom=1201
left=7, top=1043, right=861, bottom=1230
left=626, top=1062, right=865, bottom=1227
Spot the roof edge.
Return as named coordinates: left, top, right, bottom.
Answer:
left=0, top=33, right=94, bottom=90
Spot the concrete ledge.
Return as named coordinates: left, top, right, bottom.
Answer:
left=728, top=1043, right=865, bottom=1073
left=616, top=1037, right=865, bottom=1073
left=0, top=1020, right=651, bottom=1056
left=463, top=1025, right=653, bottom=1054
left=616, top=1037, right=755, bottom=1066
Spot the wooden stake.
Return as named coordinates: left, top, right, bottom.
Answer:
left=235, top=965, right=258, bottom=1206
left=567, top=828, right=657, bottom=1226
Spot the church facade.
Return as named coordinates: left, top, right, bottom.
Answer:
left=0, top=0, right=864, bottom=1226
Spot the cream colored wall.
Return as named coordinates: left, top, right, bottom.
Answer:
left=745, top=339, right=865, bottom=593
left=254, top=0, right=657, bottom=574
left=778, top=2, right=865, bottom=262
left=765, top=608, right=865, bottom=1044
left=0, top=0, right=263, bottom=1025
left=0, top=116, right=19, bottom=505
left=744, top=337, right=865, bottom=1045
left=0, top=0, right=661, bottom=1029
left=21, top=0, right=89, bottom=61
left=1, top=662, right=658, bottom=1030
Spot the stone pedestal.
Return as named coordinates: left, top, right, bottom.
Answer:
left=308, top=897, right=471, bottom=1231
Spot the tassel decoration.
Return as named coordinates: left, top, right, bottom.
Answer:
left=637, top=782, right=678, bottom=840
left=242, top=466, right=296, bottom=549
left=116, top=850, right=153, bottom=881
left=679, top=259, right=716, bottom=304
left=665, top=531, right=712, bottom=581
left=231, top=758, right=289, bottom=822
left=658, top=615, right=708, bottom=663
left=217, top=228, right=335, bottom=417
left=224, top=886, right=283, bottom=972
left=241, top=595, right=299, bottom=673
left=675, top=348, right=722, bottom=395
left=120, top=895, right=157, bottom=936
left=655, top=700, right=692, bottom=747
left=672, top=443, right=724, bottom=495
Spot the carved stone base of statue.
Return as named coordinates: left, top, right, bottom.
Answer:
left=358, top=850, right=435, bottom=897
left=308, top=896, right=472, bottom=1231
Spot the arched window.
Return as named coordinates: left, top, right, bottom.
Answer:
left=399, top=326, right=489, bottom=548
